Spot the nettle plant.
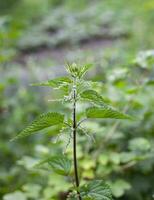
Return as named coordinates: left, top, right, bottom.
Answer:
left=12, top=63, right=132, bottom=200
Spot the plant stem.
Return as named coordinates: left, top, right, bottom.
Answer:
left=72, top=81, right=82, bottom=200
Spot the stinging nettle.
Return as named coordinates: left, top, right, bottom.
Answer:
left=12, top=63, right=132, bottom=200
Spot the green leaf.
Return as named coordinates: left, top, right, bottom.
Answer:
left=66, top=63, right=92, bottom=79
left=80, top=90, right=105, bottom=106
left=22, top=184, right=41, bottom=198
left=111, top=179, right=131, bottom=198
left=146, top=78, right=154, bottom=85
left=48, top=155, right=72, bottom=176
left=31, top=76, right=72, bottom=89
left=128, top=137, right=151, bottom=152
left=80, top=180, right=112, bottom=200
left=34, top=155, right=72, bottom=176
left=11, top=112, right=64, bottom=141
left=34, top=156, right=53, bottom=168
left=78, top=64, right=92, bottom=78
left=120, top=152, right=136, bottom=163
left=3, top=191, right=27, bottom=200
left=86, top=106, right=132, bottom=120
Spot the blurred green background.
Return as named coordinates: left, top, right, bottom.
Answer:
left=0, top=0, right=154, bottom=199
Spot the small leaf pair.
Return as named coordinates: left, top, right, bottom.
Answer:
left=66, top=63, right=92, bottom=79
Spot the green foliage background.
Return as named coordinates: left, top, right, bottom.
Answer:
left=0, top=0, right=154, bottom=199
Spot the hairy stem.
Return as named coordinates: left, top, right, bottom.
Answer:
left=72, top=81, right=82, bottom=200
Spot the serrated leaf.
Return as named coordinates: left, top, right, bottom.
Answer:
left=78, top=64, right=92, bottom=78
left=31, top=76, right=72, bottom=89
left=76, top=80, right=91, bottom=94
left=86, top=106, right=132, bottom=120
left=34, top=156, right=53, bottom=168
left=34, top=155, right=72, bottom=176
left=80, top=90, right=105, bottom=106
left=11, top=112, right=64, bottom=141
left=48, top=155, right=72, bottom=176
left=80, top=180, right=112, bottom=200
left=66, top=63, right=92, bottom=79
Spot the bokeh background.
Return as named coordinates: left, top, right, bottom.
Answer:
left=0, top=0, right=154, bottom=199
